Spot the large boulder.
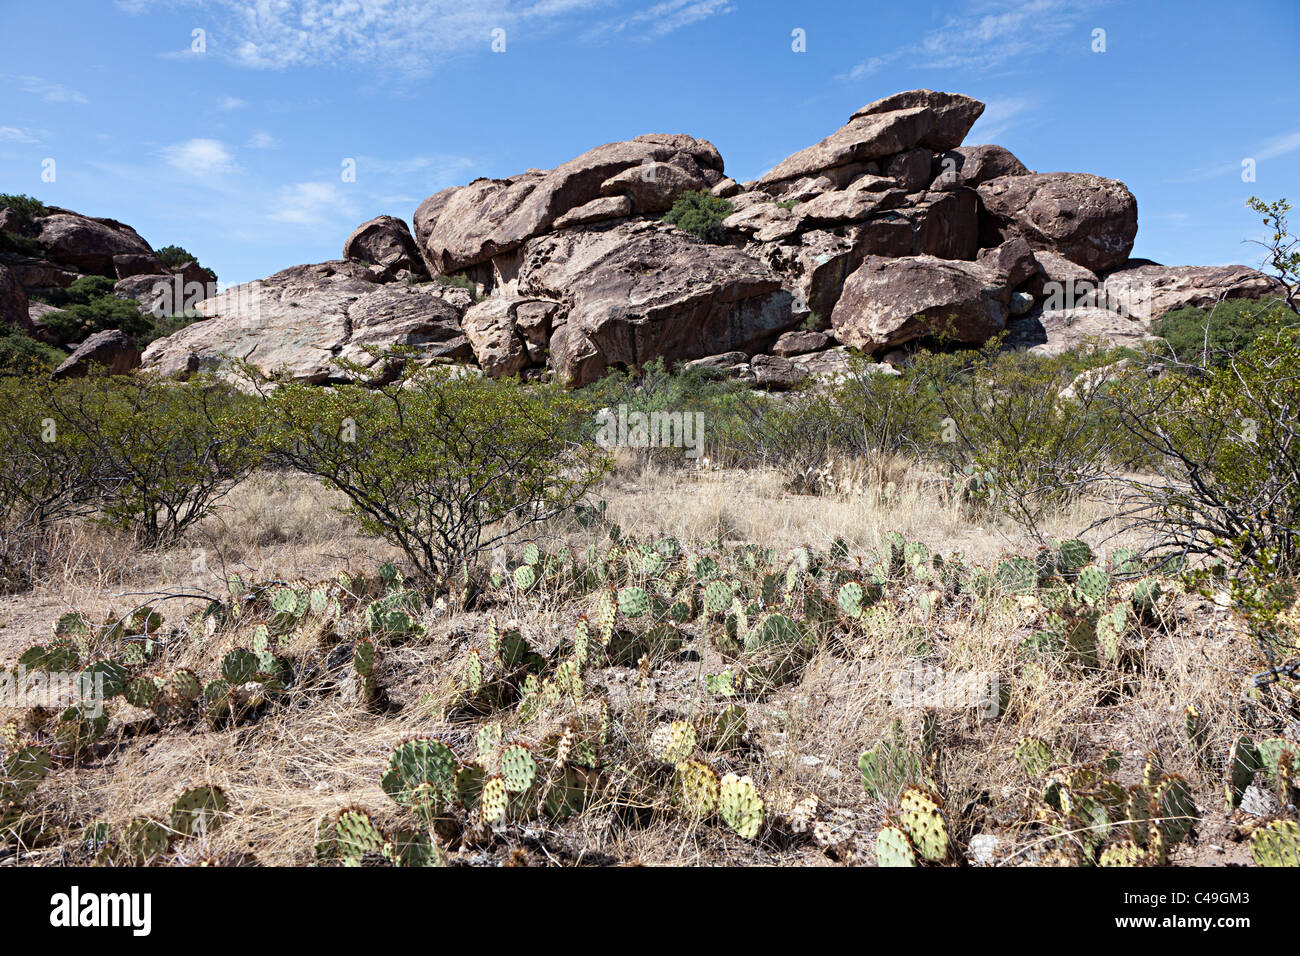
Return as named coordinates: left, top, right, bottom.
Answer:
left=52, top=329, right=141, bottom=379
left=415, top=134, right=723, bottom=275
left=140, top=260, right=471, bottom=383
left=759, top=91, right=984, bottom=188
left=849, top=90, right=986, bottom=151
left=977, top=173, right=1138, bottom=273
left=1101, top=262, right=1282, bottom=322
left=932, top=145, right=1029, bottom=190
left=0, top=264, right=33, bottom=333
left=830, top=254, right=1007, bottom=352
left=343, top=215, right=426, bottom=275
left=35, top=211, right=160, bottom=277
left=503, top=221, right=796, bottom=386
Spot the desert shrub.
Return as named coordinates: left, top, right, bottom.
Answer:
left=31, top=374, right=262, bottom=546
left=1247, top=197, right=1299, bottom=314
left=39, top=296, right=154, bottom=347
left=39, top=275, right=117, bottom=307
left=661, top=190, right=733, bottom=244
left=0, top=328, right=64, bottom=376
left=582, top=358, right=759, bottom=468
left=1106, top=326, right=1300, bottom=574
left=1153, top=297, right=1293, bottom=367
left=154, top=244, right=217, bottom=284
left=263, top=367, right=611, bottom=591
left=912, top=344, right=1135, bottom=537
left=0, top=193, right=50, bottom=227
left=0, top=377, right=98, bottom=585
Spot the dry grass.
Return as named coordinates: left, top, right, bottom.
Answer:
left=1, top=460, right=1294, bottom=867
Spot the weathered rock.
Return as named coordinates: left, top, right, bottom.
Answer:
left=758, top=107, right=934, bottom=187
left=710, top=177, right=740, bottom=198
left=977, top=173, right=1138, bottom=273
left=52, top=329, right=141, bottom=378
left=884, top=148, right=935, bottom=192
left=0, top=264, right=33, bottom=332
left=932, top=145, right=1029, bottom=190
left=415, top=135, right=722, bottom=274
left=461, top=294, right=561, bottom=377
left=831, top=254, right=1007, bottom=352
left=112, top=253, right=166, bottom=279
left=141, top=260, right=471, bottom=383
left=1101, top=262, right=1282, bottom=322
left=685, top=351, right=748, bottom=375
left=905, top=188, right=980, bottom=260
left=750, top=353, right=805, bottom=389
left=35, top=211, right=157, bottom=277
left=976, top=237, right=1040, bottom=289
left=1023, top=249, right=1100, bottom=302
left=2, top=255, right=80, bottom=292
left=795, top=182, right=909, bottom=227
left=723, top=202, right=800, bottom=242
left=114, top=270, right=214, bottom=317
left=343, top=215, right=426, bottom=275
left=552, top=195, right=633, bottom=230
left=772, top=329, right=832, bottom=356
left=514, top=221, right=796, bottom=386
left=1004, top=305, right=1161, bottom=356
left=849, top=90, right=985, bottom=151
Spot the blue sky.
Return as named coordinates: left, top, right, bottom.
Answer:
left=2, top=0, right=1297, bottom=286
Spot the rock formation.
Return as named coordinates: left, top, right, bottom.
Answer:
left=130, top=89, right=1281, bottom=387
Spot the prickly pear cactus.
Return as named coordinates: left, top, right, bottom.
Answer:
left=381, top=737, right=458, bottom=819
left=1150, top=775, right=1198, bottom=844
left=876, top=824, right=919, bottom=867
left=898, top=786, right=950, bottom=863
left=618, top=586, right=649, bottom=619
left=650, top=720, right=698, bottom=764
left=718, top=773, right=763, bottom=839
left=499, top=743, right=537, bottom=793
left=1075, top=565, right=1111, bottom=606
left=170, top=785, right=230, bottom=838
left=1225, top=735, right=1259, bottom=809
left=859, top=720, right=922, bottom=798
left=673, top=760, right=720, bottom=817
left=1250, top=819, right=1300, bottom=867
left=0, top=745, right=52, bottom=801
left=332, top=807, right=387, bottom=865
left=480, top=776, right=509, bottom=824
left=1099, top=840, right=1147, bottom=867
left=1014, top=737, right=1053, bottom=778
left=123, top=817, right=170, bottom=863
left=995, top=556, right=1037, bottom=595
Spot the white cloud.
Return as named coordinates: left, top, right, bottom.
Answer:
left=587, top=0, right=736, bottom=39
left=163, top=138, right=236, bottom=175
left=0, top=126, right=39, bottom=144
left=12, top=74, right=89, bottom=104
left=1164, top=129, right=1300, bottom=184
left=268, top=181, right=359, bottom=224
left=247, top=130, right=279, bottom=149
left=120, top=0, right=614, bottom=76
left=966, top=96, right=1036, bottom=143
left=218, top=95, right=248, bottom=111
left=842, top=0, right=1104, bottom=79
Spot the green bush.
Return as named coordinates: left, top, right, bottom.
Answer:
left=1153, top=297, right=1293, bottom=367
left=263, top=366, right=611, bottom=591
left=662, top=190, right=733, bottom=244
left=0, top=193, right=50, bottom=228
left=4, top=374, right=262, bottom=549
left=39, top=275, right=117, bottom=307
left=40, top=296, right=154, bottom=347
left=154, top=244, right=217, bottom=285
left=0, top=329, right=64, bottom=376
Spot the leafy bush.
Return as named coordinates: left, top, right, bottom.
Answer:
left=1, top=374, right=262, bottom=551
left=913, top=343, right=1136, bottom=536
left=1153, top=297, right=1293, bottom=367
left=1106, top=326, right=1300, bottom=573
left=154, top=244, right=217, bottom=284
left=662, top=190, right=733, bottom=244
left=0, top=329, right=64, bottom=376
left=40, top=296, right=154, bottom=347
left=263, top=367, right=611, bottom=591
left=38, top=275, right=117, bottom=307
left=0, top=193, right=50, bottom=228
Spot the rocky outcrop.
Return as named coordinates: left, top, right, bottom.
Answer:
left=35, top=211, right=161, bottom=278
left=977, top=173, right=1138, bottom=273
left=127, top=87, right=1283, bottom=388
left=1, top=264, right=32, bottom=332
left=343, top=215, right=426, bottom=276
left=1101, top=262, right=1283, bottom=321
left=415, top=134, right=723, bottom=274
left=139, top=260, right=471, bottom=383
left=52, top=329, right=141, bottom=379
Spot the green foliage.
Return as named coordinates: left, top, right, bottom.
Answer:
left=661, top=189, right=733, bottom=244
left=39, top=295, right=154, bottom=347
left=0, top=193, right=49, bottom=227
left=0, top=329, right=64, bottom=376
left=263, top=365, right=611, bottom=590
left=153, top=244, right=217, bottom=285
left=1154, top=298, right=1293, bottom=367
